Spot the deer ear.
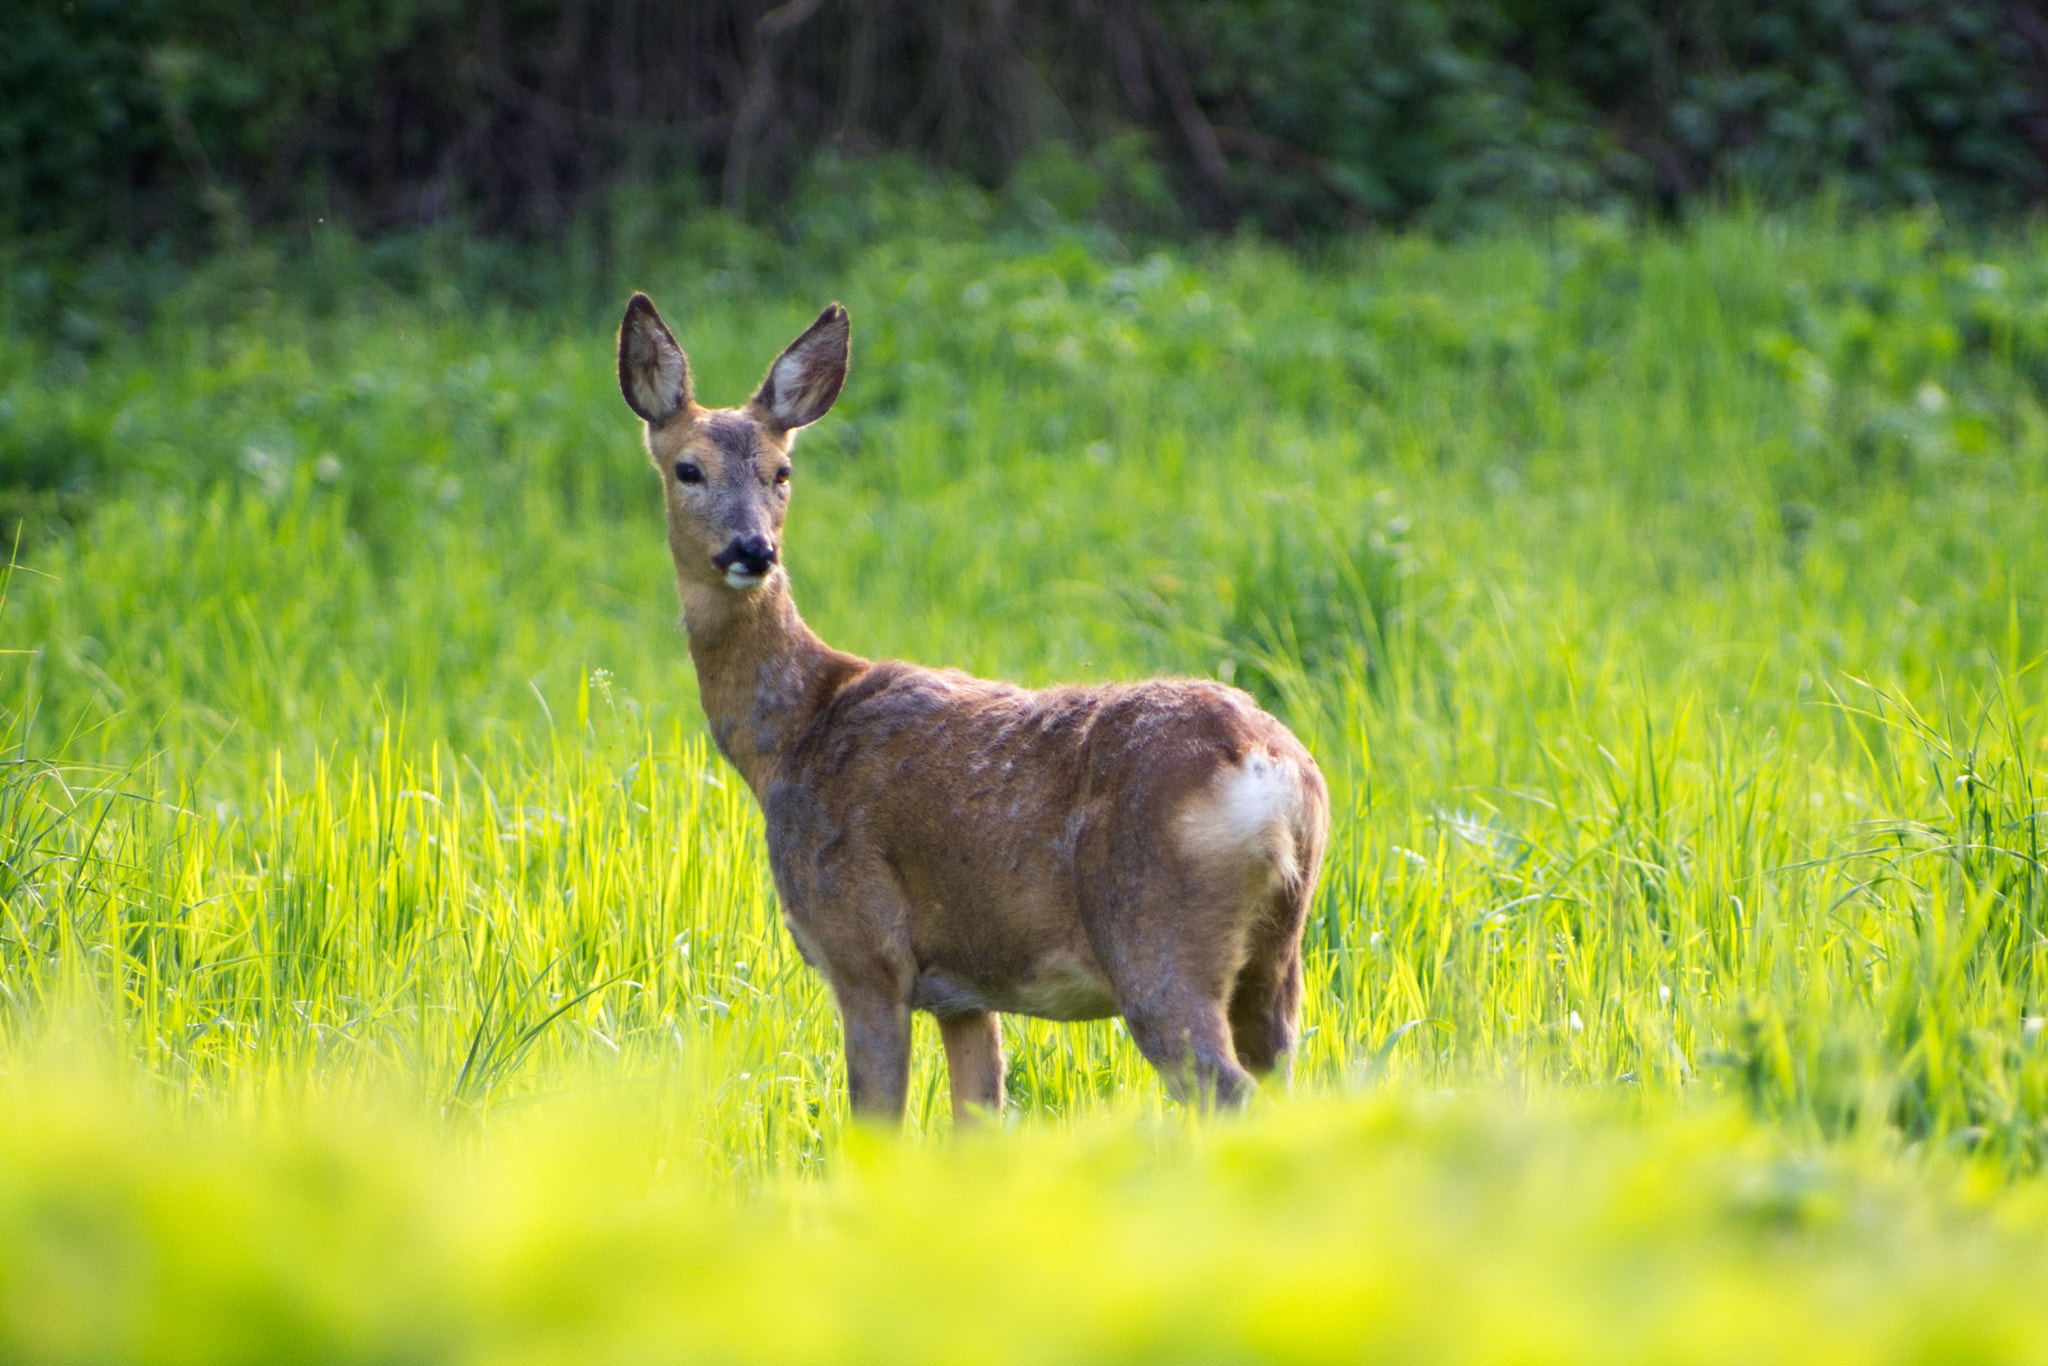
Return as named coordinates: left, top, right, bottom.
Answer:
left=618, top=293, right=692, bottom=425
left=752, top=303, right=849, bottom=431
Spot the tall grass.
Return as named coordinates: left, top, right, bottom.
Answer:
left=8, top=1081, right=2048, bottom=1365
left=1, top=192, right=2047, bottom=1353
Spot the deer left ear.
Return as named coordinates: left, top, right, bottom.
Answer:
left=753, top=303, right=850, bottom=432
left=619, top=292, right=693, bottom=425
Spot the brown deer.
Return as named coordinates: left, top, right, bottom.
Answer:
left=617, top=293, right=1328, bottom=1120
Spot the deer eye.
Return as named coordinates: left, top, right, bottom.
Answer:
left=774, top=466, right=791, bottom=486
left=674, top=461, right=704, bottom=485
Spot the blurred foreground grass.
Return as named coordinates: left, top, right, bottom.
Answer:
left=7, top=1079, right=2048, bottom=1364
left=3, top=182, right=2047, bottom=1357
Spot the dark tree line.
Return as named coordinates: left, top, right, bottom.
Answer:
left=4, top=0, right=2046, bottom=248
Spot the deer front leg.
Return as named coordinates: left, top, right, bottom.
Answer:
left=832, top=984, right=912, bottom=1121
left=939, top=1011, right=1005, bottom=1125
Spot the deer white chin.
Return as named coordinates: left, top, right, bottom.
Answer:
left=724, top=565, right=769, bottom=591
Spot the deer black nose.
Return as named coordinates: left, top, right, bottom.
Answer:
left=712, top=534, right=777, bottom=578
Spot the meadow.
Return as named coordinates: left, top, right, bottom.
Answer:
left=2, top=180, right=2047, bottom=1359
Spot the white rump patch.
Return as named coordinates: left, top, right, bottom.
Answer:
left=1178, top=753, right=1303, bottom=885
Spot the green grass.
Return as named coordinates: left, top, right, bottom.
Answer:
left=2, top=189, right=2047, bottom=1357
left=9, top=1084, right=2048, bottom=1365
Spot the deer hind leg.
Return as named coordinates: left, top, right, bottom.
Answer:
left=1124, top=989, right=1255, bottom=1109
left=939, top=1011, right=1005, bottom=1125
left=1108, top=901, right=1258, bottom=1109
left=1227, top=883, right=1312, bottom=1078
left=1228, top=943, right=1303, bottom=1079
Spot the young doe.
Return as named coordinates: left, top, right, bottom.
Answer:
left=617, top=294, right=1328, bottom=1120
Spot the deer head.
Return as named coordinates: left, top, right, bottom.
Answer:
left=618, top=293, right=850, bottom=592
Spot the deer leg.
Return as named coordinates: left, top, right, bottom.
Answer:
left=1097, top=872, right=1259, bottom=1109
left=833, top=986, right=912, bottom=1122
left=938, top=1011, right=1005, bottom=1125
left=1228, top=943, right=1303, bottom=1078
left=1229, top=882, right=1311, bottom=1077
left=1123, top=989, right=1256, bottom=1110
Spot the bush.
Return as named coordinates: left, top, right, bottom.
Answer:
left=1, top=0, right=2042, bottom=255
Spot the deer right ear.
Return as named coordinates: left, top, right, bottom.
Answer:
left=753, top=303, right=850, bottom=432
left=618, top=293, right=693, bottom=425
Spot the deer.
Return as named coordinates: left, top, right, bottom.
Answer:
left=616, top=292, right=1328, bottom=1122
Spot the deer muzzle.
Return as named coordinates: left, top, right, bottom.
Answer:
left=712, top=534, right=778, bottom=589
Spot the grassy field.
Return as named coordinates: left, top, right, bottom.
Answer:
left=2, top=185, right=2047, bottom=1358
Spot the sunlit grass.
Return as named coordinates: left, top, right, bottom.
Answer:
left=2, top=193, right=2046, bottom=1355
left=5, top=1077, right=2047, bottom=1364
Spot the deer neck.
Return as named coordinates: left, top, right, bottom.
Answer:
left=679, top=573, right=851, bottom=797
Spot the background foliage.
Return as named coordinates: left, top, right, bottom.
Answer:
left=4, top=0, right=2046, bottom=253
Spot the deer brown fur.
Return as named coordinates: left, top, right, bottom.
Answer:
left=617, top=292, right=1329, bottom=1120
